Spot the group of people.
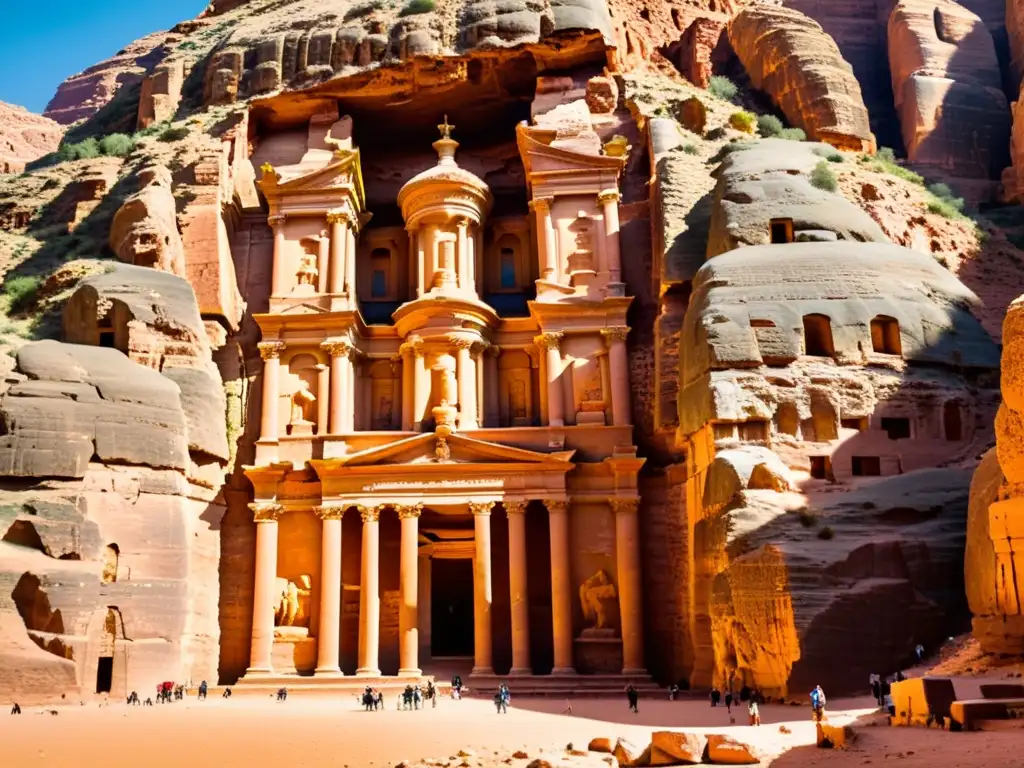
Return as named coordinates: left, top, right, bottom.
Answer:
left=869, top=672, right=904, bottom=715
left=493, top=683, right=511, bottom=714
left=707, top=686, right=763, bottom=726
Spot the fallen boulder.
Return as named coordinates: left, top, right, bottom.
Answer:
left=705, top=734, right=758, bottom=765
left=649, top=731, right=705, bottom=765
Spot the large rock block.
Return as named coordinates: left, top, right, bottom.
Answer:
left=890, top=677, right=956, bottom=726
left=109, top=165, right=186, bottom=277
left=649, top=731, right=705, bottom=765
left=0, top=341, right=189, bottom=478
left=888, top=0, right=1010, bottom=184
left=0, top=101, right=63, bottom=174
left=727, top=6, right=875, bottom=152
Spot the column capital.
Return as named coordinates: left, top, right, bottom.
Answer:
left=528, top=196, right=554, bottom=214
left=258, top=341, right=286, bottom=360
left=542, top=499, right=568, bottom=515
left=268, top=213, right=286, bottom=228
left=326, top=209, right=351, bottom=226
left=484, top=343, right=501, bottom=358
left=249, top=502, right=284, bottom=522
left=358, top=504, right=381, bottom=523
left=504, top=500, right=528, bottom=516
left=610, top=498, right=640, bottom=515
left=455, top=217, right=470, bottom=230
left=399, top=335, right=423, bottom=356
left=597, top=189, right=622, bottom=205
left=601, top=326, right=630, bottom=344
left=395, top=502, right=423, bottom=519
left=449, top=335, right=475, bottom=351
left=534, top=331, right=563, bottom=350
left=314, top=505, right=346, bottom=521
left=469, top=501, right=495, bottom=516
left=322, top=338, right=354, bottom=358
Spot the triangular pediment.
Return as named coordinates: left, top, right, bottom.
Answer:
left=517, top=124, right=625, bottom=175
left=276, top=300, right=328, bottom=315
left=276, top=151, right=360, bottom=192
left=323, top=432, right=575, bottom=469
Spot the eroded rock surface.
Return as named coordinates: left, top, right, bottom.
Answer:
left=109, top=165, right=186, bottom=277
left=0, top=102, right=63, bottom=174
left=728, top=5, right=874, bottom=151
left=966, top=295, right=1024, bottom=654
left=887, top=0, right=1010, bottom=187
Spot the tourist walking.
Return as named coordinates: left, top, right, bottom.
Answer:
left=426, top=681, right=437, bottom=708
left=725, top=690, right=733, bottom=712
left=710, top=688, right=721, bottom=707
left=870, top=675, right=881, bottom=706
left=915, top=643, right=924, bottom=663
left=669, top=684, right=678, bottom=701
left=626, top=684, right=639, bottom=714
left=494, top=684, right=510, bottom=714
left=748, top=699, right=760, bottom=726
left=276, top=687, right=288, bottom=702
left=198, top=681, right=208, bottom=700
left=10, top=703, right=21, bottom=715
left=222, top=687, right=232, bottom=699
left=810, top=685, right=826, bottom=722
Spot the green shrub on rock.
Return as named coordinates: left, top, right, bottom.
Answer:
left=3, top=275, right=42, bottom=313
left=707, top=75, right=738, bottom=103
left=810, top=160, right=838, bottom=192
left=399, top=0, right=435, bottom=16
left=778, top=127, right=806, bottom=142
left=757, top=114, right=784, bottom=137
left=729, top=111, right=756, bottom=134
left=98, top=133, right=135, bottom=157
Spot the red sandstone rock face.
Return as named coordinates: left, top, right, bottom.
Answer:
left=43, top=31, right=169, bottom=125
left=887, top=0, right=1010, bottom=187
left=1010, top=0, right=1024, bottom=91
left=0, top=102, right=63, bottom=174
left=728, top=5, right=875, bottom=151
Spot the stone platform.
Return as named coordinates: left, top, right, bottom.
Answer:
left=232, top=673, right=438, bottom=697
left=466, top=672, right=661, bottom=697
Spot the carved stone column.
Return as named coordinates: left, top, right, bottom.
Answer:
left=456, top=218, right=469, bottom=291
left=315, top=363, right=330, bottom=435
left=505, top=500, right=531, bottom=674
left=356, top=504, right=382, bottom=676
left=246, top=503, right=283, bottom=675
left=316, top=230, right=330, bottom=294
left=400, top=337, right=418, bottom=431
left=483, top=344, right=500, bottom=428
left=529, top=197, right=556, bottom=280
left=473, top=342, right=485, bottom=427
left=258, top=342, right=286, bottom=444
left=598, top=190, right=622, bottom=285
left=454, top=338, right=478, bottom=430
left=345, top=222, right=357, bottom=301
left=471, top=501, right=495, bottom=675
left=601, top=327, right=631, bottom=427
left=269, top=214, right=287, bottom=296
left=322, top=339, right=352, bottom=435
left=469, top=222, right=479, bottom=295
left=314, top=505, right=345, bottom=676
left=611, top=498, right=645, bottom=675
left=598, top=350, right=612, bottom=422
left=418, top=554, right=432, bottom=660
left=327, top=210, right=347, bottom=295
left=535, top=332, right=565, bottom=428
left=396, top=503, right=423, bottom=676
left=413, top=342, right=428, bottom=431
left=544, top=499, right=575, bottom=674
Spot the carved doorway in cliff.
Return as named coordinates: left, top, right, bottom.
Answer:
left=431, top=559, right=474, bottom=658
left=95, top=608, right=118, bottom=694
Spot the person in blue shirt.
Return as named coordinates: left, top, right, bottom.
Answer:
left=810, top=685, right=826, bottom=722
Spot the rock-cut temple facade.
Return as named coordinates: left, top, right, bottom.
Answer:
left=237, top=110, right=649, bottom=689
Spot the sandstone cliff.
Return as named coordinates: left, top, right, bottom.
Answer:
left=0, top=102, right=63, bottom=174
left=966, top=295, right=1024, bottom=655
left=887, top=0, right=1010, bottom=192
left=727, top=5, right=875, bottom=152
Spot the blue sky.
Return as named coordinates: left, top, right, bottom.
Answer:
left=0, top=1, right=206, bottom=114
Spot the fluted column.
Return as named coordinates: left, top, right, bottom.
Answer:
left=322, top=339, right=351, bottom=435
left=258, top=342, right=286, bottom=444
left=246, top=503, right=283, bottom=675
left=316, top=230, right=330, bottom=294
left=602, top=327, right=631, bottom=427
left=505, top=501, right=531, bottom=674
left=412, top=341, right=428, bottom=431
left=598, top=190, right=623, bottom=284
left=457, top=219, right=469, bottom=291
left=529, top=197, right=556, bottom=281
left=327, top=211, right=347, bottom=295
left=484, top=344, right=500, bottom=428
left=471, top=501, right=495, bottom=675
left=397, top=503, right=423, bottom=676
left=356, top=504, right=381, bottom=676
left=269, top=214, right=287, bottom=296
left=454, top=338, right=478, bottom=430
left=545, top=499, right=575, bottom=674
left=315, top=505, right=345, bottom=676
left=535, top=332, right=564, bottom=428
left=612, top=498, right=645, bottom=675
left=315, top=363, right=330, bottom=435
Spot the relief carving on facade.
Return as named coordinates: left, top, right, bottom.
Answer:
left=273, top=574, right=312, bottom=633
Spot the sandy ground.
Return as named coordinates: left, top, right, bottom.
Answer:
left=0, top=677, right=1021, bottom=767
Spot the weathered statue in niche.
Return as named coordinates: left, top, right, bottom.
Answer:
left=291, top=380, right=316, bottom=423
left=274, top=574, right=312, bottom=631
left=296, top=251, right=319, bottom=287
left=579, top=570, right=619, bottom=637
left=510, top=379, right=527, bottom=420
left=567, top=214, right=595, bottom=273
left=376, top=391, right=394, bottom=428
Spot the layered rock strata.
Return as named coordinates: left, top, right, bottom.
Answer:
left=887, top=0, right=1010, bottom=188
left=727, top=5, right=875, bottom=152
left=966, top=295, right=1024, bottom=654
left=677, top=139, right=1000, bottom=694
left=0, top=102, right=63, bottom=174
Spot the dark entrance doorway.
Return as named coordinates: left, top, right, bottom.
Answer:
left=431, top=559, right=474, bottom=657
left=95, top=656, right=113, bottom=693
